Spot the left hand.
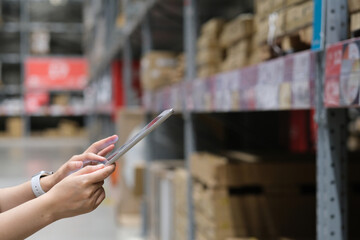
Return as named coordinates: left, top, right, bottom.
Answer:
left=40, top=135, right=118, bottom=192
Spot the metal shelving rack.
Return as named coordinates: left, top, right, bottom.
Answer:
left=86, top=0, right=356, bottom=239
left=0, top=0, right=85, bottom=136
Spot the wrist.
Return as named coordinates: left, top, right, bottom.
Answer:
left=39, top=173, right=58, bottom=192
left=40, top=193, right=59, bottom=223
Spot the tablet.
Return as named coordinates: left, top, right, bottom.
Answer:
left=105, top=108, right=174, bottom=165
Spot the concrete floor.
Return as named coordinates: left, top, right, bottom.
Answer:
left=0, top=137, right=141, bottom=240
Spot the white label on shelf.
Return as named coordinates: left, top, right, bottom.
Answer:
left=258, top=58, right=284, bottom=85
left=292, top=81, right=311, bottom=108
left=293, top=51, right=310, bottom=82
left=256, top=84, right=279, bottom=110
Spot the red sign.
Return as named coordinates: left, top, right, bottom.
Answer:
left=25, top=58, right=88, bottom=91
left=324, top=43, right=343, bottom=106
left=25, top=92, right=49, bottom=114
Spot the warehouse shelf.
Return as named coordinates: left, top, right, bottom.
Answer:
left=0, top=22, right=83, bottom=33
left=143, top=49, right=317, bottom=113
left=0, top=53, right=21, bottom=63
left=0, top=0, right=87, bottom=136
left=88, top=0, right=158, bottom=81
left=84, top=0, right=358, bottom=240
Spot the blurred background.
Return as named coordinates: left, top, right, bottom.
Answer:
left=1, top=0, right=360, bottom=240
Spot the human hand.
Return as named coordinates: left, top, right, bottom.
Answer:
left=44, top=163, right=116, bottom=221
left=41, top=135, right=118, bottom=192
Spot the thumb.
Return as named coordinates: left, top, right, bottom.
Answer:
left=73, top=164, right=105, bottom=176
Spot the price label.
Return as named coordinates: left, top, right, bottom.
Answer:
left=292, top=81, right=311, bottom=109
left=293, top=51, right=311, bottom=82
left=256, top=84, right=279, bottom=110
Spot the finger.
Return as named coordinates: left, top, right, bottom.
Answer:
left=74, top=153, right=107, bottom=166
left=94, top=188, right=106, bottom=208
left=73, top=164, right=105, bottom=176
left=83, top=164, right=116, bottom=183
left=98, top=144, right=115, bottom=157
left=84, top=135, right=118, bottom=154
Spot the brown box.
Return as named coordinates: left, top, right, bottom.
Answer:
left=196, top=49, right=222, bottom=66
left=255, top=0, right=272, bottom=17
left=220, top=14, right=254, bottom=48
left=197, top=35, right=219, bottom=49
left=198, top=65, right=219, bottom=78
left=6, top=117, right=23, bottom=137
left=230, top=192, right=315, bottom=238
left=140, top=51, right=177, bottom=90
left=286, top=0, right=307, bottom=6
left=351, top=12, right=360, bottom=32
left=279, top=82, right=292, bottom=109
left=58, top=119, right=78, bottom=137
left=148, top=161, right=184, bottom=240
left=190, top=152, right=315, bottom=188
left=132, top=163, right=145, bottom=197
left=285, top=0, right=313, bottom=32
left=272, top=0, right=285, bottom=12
left=348, top=0, right=360, bottom=13
left=201, top=18, right=224, bottom=37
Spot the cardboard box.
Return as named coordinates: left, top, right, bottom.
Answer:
left=351, top=12, right=360, bottom=33
left=140, top=51, right=178, bottom=90
left=198, top=65, right=219, bottom=78
left=348, top=0, right=360, bottom=13
left=286, top=0, right=307, bottom=6
left=58, top=119, right=78, bottom=137
left=279, top=82, right=292, bottom=109
left=196, top=49, right=222, bottom=66
left=285, top=0, right=313, bottom=32
left=272, top=0, right=285, bottom=12
left=255, top=0, right=272, bottom=17
left=148, top=161, right=184, bottom=240
left=201, top=18, right=224, bottom=37
left=132, top=163, right=144, bottom=197
left=173, top=168, right=188, bottom=240
left=220, top=14, right=254, bottom=48
left=197, top=35, right=219, bottom=50
left=190, top=152, right=315, bottom=188
left=6, top=117, right=23, bottom=137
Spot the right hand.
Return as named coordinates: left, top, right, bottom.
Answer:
left=44, top=163, right=116, bottom=221
left=40, top=135, right=118, bottom=192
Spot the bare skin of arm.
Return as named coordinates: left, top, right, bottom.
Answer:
left=0, top=164, right=115, bottom=240
left=0, top=135, right=118, bottom=239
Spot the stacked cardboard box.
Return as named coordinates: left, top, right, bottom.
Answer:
left=197, top=18, right=224, bottom=78
left=349, top=0, right=360, bottom=34
left=6, top=117, right=23, bottom=137
left=191, top=152, right=316, bottom=239
left=174, top=168, right=189, bottom=240
left=253, top=0, right=313, bottom=57
left=169, top=53, right=186, bottom=83
left=148, top=161, right=184, bottom=240
left=220, top=15, right=254, bottom=71
left=140, top=51, right=178, bottom=90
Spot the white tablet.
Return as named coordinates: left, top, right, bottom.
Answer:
left=105, top=108, right=174, bottom=165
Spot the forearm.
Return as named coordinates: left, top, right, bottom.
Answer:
left=0, top=195, right=55, bottom=240
left=0, top=176, right=55, bottom=212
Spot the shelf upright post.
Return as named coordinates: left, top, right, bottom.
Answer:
left=20, top=0, right=30, bottom=137
left=183, top=0, right=198, bottom=239
left=122, top=37, right=138, bottom=106
left=140, top=11, right=153, bottom=238
left=315, top=0, right=348, bottom=239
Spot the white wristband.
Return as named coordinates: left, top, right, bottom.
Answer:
left=31, top=171, right=53, bottom=197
